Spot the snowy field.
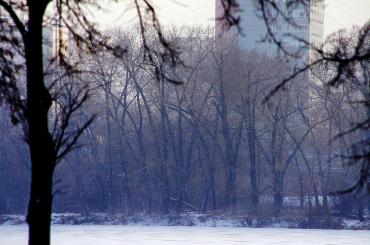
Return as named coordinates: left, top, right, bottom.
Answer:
left=1, top=225, right=370, bottom=245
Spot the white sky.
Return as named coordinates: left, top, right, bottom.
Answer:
left=94, top=0, right=370, bottom=37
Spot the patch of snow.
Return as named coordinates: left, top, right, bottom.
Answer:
left=344, top=219, right=360, bottom=227
left=343, top=219, right=370, bottom=230
left=271, top=221, right=292, bottom=228
left=1, top=225, right=370, bottom=245
left=1, top=213, right=369, bottom=230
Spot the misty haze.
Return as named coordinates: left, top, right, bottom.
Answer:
left=0, top=1, right=369, bottom=245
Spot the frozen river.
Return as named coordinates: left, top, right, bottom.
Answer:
left=0, top=225, right=370, bottom=245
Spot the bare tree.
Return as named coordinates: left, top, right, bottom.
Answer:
left=0, top=0, right=179, bottom=244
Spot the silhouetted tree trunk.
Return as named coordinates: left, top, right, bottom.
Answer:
left=272, top=171, right=284, bottom=217
left=159, top=82, right=171, bottom=214
left=245, top=98, right=259, bottom=213
left=213, top=53, right=243, bottom=210
left=25, top=1, right=56, bottom=245
left=294, top=157, right=305, bottom=210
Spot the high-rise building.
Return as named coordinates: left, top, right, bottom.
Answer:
left=216, top=0, right=325, bottom=123
left=43, top=21, right=69, bottom=61
left=216, top=0, right=325, bottom=66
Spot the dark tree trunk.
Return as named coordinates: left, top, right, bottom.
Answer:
left=104, top=86, right=113, bottom=216
left=202, top=188, right=209, bottom=213
left=247, top=124, right=259, bottom=213
left=245, top=98, right=259, bottom=214
left=273, top=171, right=284, bottom=218
left=216, top=55, right=237, bottom=210
left=210, top=168, right=217, bottom=211
left=295, top=158, right=305, bottom=210
left=224, top=160, right=237, bottom=209
left=159, top=84, right=170, bottom=215
left=25, top=1, right=55, bottom=245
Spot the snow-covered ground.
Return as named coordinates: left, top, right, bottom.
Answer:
left=1, top=225, right=370, bottom=245
left=2, top=213, right=370, bottom=229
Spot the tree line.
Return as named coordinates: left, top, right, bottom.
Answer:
left=1, top=26, right=367, bottom=220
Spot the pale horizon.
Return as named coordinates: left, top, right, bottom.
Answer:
left=92, top=0, right=370, bottom=37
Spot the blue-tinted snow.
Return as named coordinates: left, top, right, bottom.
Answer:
left=0, top=225, right=370, bottom=245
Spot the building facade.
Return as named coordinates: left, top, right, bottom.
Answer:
left=216, top=0, right=325, bottom=66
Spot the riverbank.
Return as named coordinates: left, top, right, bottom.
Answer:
left=1, top=212, right=369, bottom=230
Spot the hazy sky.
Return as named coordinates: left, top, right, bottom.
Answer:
left=96, top=0, right=370, bottom=37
